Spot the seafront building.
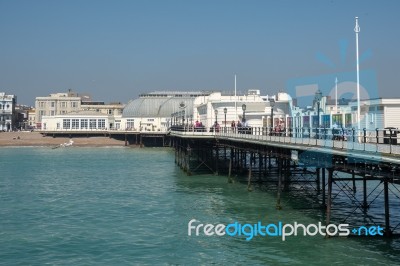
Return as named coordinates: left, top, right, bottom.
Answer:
left=192, top=90, right=293, bottom=130
left=28, top=109, right=36, bottom=129
left=41, top=111, right=113, bottom=131
left=0, top=92, right=17, bottom=131
left=122, top=91, right=210, bottom=131
left=35, top=91, right=82, bottom=128
left=36, top=90, right=124, bottom=130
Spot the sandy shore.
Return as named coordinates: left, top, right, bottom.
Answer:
left=0, top=132, right=126, bottom=147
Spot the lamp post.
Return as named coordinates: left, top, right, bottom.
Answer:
left=242, top=104, right=246, bottom=122
left=223, top=107, right=227, bottom=132
left=315, top=89, right=322, bottom=139
left=269, top=99, right=275, bottom=135
left=179, top=102, right=186, bottom=127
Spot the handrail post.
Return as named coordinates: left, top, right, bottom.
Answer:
left=363, top=128, right=367, bottom=151
left=389, top=128, right=393, bottom=154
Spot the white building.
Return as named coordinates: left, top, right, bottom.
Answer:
left=348, top=98, right=400, bottom=130
left=35, top=92, right=82, bottom=128
left=41, top=111, right=114, bottom=131
left=0, top=92, right=16, bottom=131
left=193, top=90, right=293, bottom=130
left=121, top=91, right=210, bottom=131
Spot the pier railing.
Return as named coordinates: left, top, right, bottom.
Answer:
left=170, top=126, right=400, bottom=155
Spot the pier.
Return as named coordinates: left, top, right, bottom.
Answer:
left=170, top=127, right=400, bottom=237
left=41, top=130, right=169, bottom=147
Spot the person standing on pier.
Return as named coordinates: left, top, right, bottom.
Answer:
left=231, top=120, right=236, bottom=133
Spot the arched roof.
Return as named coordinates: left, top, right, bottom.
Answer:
left=122, top=96, right=195, bottom=118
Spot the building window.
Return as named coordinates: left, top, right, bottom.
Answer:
left=71, top=102, right=78, bottom=108
left=108, top=109, right=112, bottom=115
left=61, top=102, right=67, bottom=108
left=81, top=119, right=88, bottom=129
left=51, top=102, right=55, bottom=108
left=89, top=119, right=96, bottom=129
left=71, top=119, right=79, bottom=129
left=147, top=118, right=154, bottom=122
left=377, top=106, right=384, bottom=111
left=57, top=123, right=60, bottom=129
left=126, top=119, right=134, bottom=129
left=369, top=106, right=375, bottom=112
left=63, top=119, right=71, bottom=129
left=50, top=111, right=55, bottom=116
left=98, top=119, right=105, bottom=129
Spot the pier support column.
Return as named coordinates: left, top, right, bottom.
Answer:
left=362, top=174, right=368, bottom=209
left=352, top=170, right=357, bottom=193
left=247, top=161, right=253, bottom=192
left=316, top=168, right=320, bottom=193
left=228, top=149, right=233, bottom=183
left=276, top=157, right=282, bottom=210
left=124, top=134, right=127, bottom=146
left=322, top=168, right=326, bottom=207
left=214, top=145, right=219, bottom=175
left=325, top=168, right=333, bottom=237
left=384, top=179, right=392, bottom=236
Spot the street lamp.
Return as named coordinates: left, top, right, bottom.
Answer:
left=315, top=89, right=322, bottom=139
left=179, top=102, right=186, bottom=126
left=223, top=107, right=227, bottom=131
left=242, top=104, right=246, bottom=122
left=269, top=99, right=275, bottom=135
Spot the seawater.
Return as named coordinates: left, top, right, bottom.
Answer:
left=0, top=147, right=399, bottom=265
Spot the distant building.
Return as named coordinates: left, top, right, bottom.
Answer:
left=81, top=101, right=124, bottom=116
left=28, top=109, right=36, bottom=129
left=35, top=92, right=82, bottom=128
left=122, top=91, right=210, bottom=131
left=35, top=90, right=124, bottom=129
left=192, top=90, right=293, bottom=129
left=41, top=111, right=112, bottom=131
left=0, top=92, right=17, bottom=131
left=348, top=98, right=400, bottom=130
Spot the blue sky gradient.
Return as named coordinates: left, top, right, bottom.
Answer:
left=0, top=0, right=399, bottom=105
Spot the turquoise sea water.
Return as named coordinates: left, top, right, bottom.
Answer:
left=0, top=147, right=399, bottom=265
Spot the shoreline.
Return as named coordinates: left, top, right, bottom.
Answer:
left=0, top=132, right=127, bottom=147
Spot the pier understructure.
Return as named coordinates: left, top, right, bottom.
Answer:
left=171, top=129, right=400, bottom=237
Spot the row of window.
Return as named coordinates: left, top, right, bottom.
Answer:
left=0, top=104, right=11, bottom=109
left=60, top=119, right=106, bottom=129
left=38, top=101, right=79, bottom=108
left=351, top=106, right=384, bottom=111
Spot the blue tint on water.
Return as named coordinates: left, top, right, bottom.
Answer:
left=0, top=147, right=399, bottom=265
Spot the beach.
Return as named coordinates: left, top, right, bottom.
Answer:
left=0, top=132, right=126, bottom=147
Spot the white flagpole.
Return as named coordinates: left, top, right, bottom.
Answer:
left=235, top=74, right=237, bottom=121
left=335, top=77, right=338, bottom=114
left=355, top=17, right=361, bottom=130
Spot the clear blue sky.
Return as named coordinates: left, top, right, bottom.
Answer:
left=0, top=0, right=399, bottom=105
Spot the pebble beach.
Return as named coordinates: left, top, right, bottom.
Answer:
left=0, top=132, right=126, bottom=147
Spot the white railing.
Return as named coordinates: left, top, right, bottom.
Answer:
left=170, top=126, right=400, bottom=155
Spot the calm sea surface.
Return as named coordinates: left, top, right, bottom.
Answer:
left=0, top=147, right=399, bottom=265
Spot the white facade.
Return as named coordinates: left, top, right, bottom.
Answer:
left=349, top=98, right=400, bottom=130
left=0, top=92, right=16, bottom=131
left=193, top=91, right=293, bottom=129
left=41, top=111, right=114, bottom=131
left=35, top=93, right=81, bottom=127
